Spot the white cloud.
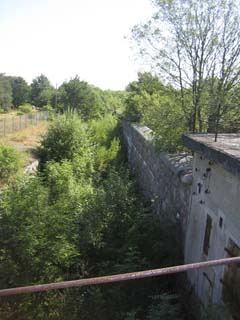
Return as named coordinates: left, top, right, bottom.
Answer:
left=0, top=0, right=153, bottom=89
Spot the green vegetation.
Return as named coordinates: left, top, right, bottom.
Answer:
left=37, top=113, right=90, bottom=165
left=0, top=74, right=12, bottom=111
left=0, top=73, right=126, bottom=123
left=42, top=104, right=53, bottom=111
left=0, top=2, right=240, bottom=318
left=0, top=113, right=183, bottom=319
left=131, top=0, right=240, bottom=140
left=30, top=74, right=55, bottom=108
left=0, top=144, right=23, bottom=182
left=18, top=104, right=32, bottom=114
left=58, top=76, right=102, bottom=119
left=10, top=76, right=30, bottom=108
left=57, top=76, right=126, bottom=120
left=124, top=72, right=187, bottom=152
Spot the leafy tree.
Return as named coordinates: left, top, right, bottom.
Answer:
left=58, top=76, right=102, bottom=120
left=126, top=72, right=166, bottom=96
left=31, top=74, right=55, bottom=107
left=206, top=0, right=240, bottom=139
left=9, top=76, right=30, bottom=108
left=97, top=89, right=127, bottom=115
left=132, top=0, right=240, bottom=134
left=141, top=92, right=186, bottom=152
left=0, top=74, right=12, bottom=111
left=125, top=72, right=176, bottom=122
left=125, top=73, right=186, bottom=151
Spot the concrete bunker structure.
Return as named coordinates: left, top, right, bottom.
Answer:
left=182, top=133, right=240, bottom=312
left=123, top=123, right=240, bottom=315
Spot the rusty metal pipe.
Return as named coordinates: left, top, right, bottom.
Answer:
left=0, top=257, right=239, bottom=297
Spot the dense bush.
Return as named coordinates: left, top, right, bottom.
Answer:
left=37, top=113, right=90, bottom=165
left=0, top=144, right=22, bottom=182
left=18, top=103, right=32, bottom=114
left=42, top=104, right=53, bottom=111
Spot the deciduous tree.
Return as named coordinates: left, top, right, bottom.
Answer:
left=58, top=76, right=102, bottom=120
left=0, top=74, right=12, bottom=111
left=132, top=0, right=240, bottom=134
left=31, top=74, right=55, bottom=107
left=9, top=76, right=30, bottom=108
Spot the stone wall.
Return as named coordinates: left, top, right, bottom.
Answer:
left=122, top=122, right=193, bottom=237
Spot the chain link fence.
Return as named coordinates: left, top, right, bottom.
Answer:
left=0, top=111, right=49, bottom=135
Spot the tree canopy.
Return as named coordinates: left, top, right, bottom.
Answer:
left=9, top=76, right=30, bottom=108
left=58, top=76, right=102, bottom=120
left=0, top=74, right=12, bottom=111
left=132, top=0, right=240, bottom=135
left=31, top=74, right=55, bottom=108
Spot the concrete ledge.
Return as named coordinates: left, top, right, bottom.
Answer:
left=182, top=134, right=240, bottom=177
left=132, top=124, right=154, bottom=142
left=124, top=122, right=193, bottom=183
left=160, top=153, right=192, bottom=179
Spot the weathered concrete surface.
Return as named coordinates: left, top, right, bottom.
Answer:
left=183, top=134, right=240, bottom=307
left=122, top=122, right=192, bottom=237
left=123, top=126, right=240, bottom=312
left=183, top=133, right=240, bottom=177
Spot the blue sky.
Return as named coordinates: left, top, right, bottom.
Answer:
left=0, top=0, right=153, bottom=90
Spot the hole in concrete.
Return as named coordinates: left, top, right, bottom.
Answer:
left=219, top=217, right=223, bottom=228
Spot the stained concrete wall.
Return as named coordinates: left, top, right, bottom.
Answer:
left=123, top=123, right=240, bottom=311
left=122, top=122, right=192, bottom=237
left=185, top=152, right=240, bottom=305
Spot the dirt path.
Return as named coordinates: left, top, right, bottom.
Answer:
left=0, top=122, right=48, bottom=165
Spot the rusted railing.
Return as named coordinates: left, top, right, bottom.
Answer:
left=0, top=257, right=239, bottom=297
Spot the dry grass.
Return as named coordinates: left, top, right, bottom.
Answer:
left=0, top=121, right=49, bottom=164
left=0, top=121, right=48, bottom=146
left=0, top=109, right=38, bottom=119
left=0, top=111, right=18, bottom=119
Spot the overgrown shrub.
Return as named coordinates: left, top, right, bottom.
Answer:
left=42, top=104, right=53, bottom=111
left=37, top=113, right=90, bottom=165
left=18, top=103, right=32, bottom=113
left=89, top=114, right=118, bottom=146
left=0, top=144, right=22, bottom=182
left=0, top=112, right=185, bottom=319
